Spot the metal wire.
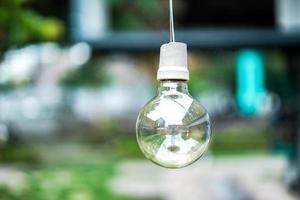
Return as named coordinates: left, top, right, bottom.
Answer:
left=169, top=0, right=176, bottom=42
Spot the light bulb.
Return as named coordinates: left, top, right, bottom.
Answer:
left=136, top=42, right=211, bottom=168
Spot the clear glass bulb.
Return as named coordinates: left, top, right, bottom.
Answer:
left=136, top=80, right=211, bottom=168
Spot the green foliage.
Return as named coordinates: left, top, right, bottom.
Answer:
left=109, top=0, right=165, bottom=30
left=264, top=51, right=294, bottom=99
left=0, top=143, right=43, bottom=165
left=0, top=0, right=64, bottom=50
left=189, top=52, right=236, bottom=95
left=113, top=136, right=144, bottom=159
left=112, top=126, right=271, bottom=159
left=60, top=60, right=111, bottom=89
left=210, top=125, right=270, bottom=155
left=0, top=80, right=29, bottom=92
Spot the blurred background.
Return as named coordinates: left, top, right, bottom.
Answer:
left=0, top=0, right=300, bottom=199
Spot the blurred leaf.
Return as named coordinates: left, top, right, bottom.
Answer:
left=60, top=61, right=111, bottom=88
left=0, top=0, right=64, bottom=50
left=211, top=126, right=270, bottom=155
left=109, top=0, right=165, bottom=30
left=113, top=136, right=144, bottom=159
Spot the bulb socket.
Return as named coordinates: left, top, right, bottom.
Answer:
left=157, top=42, right=189, bottom=80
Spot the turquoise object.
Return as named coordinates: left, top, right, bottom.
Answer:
left=236, top=50, right=266, bottom=116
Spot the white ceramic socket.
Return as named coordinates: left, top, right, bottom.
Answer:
left=157, top=42, right=189, bottom=80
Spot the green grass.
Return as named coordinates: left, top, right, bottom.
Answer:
left=113, top=136, right=144, bottom=159
left=0, top=124, right=273, bottom=200
left=0, top=144, right=133, bottom=200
